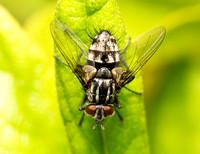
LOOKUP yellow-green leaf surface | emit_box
[117,1,200,154]
[0,5,69,153]
[54,0,149,154]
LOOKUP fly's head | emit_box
[84,105,115,130]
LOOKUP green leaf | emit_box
[54,0,149,154]
[118,2,200,154]
[0,5,69,153]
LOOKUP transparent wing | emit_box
[51,19,89,85]
[121,26,166,87]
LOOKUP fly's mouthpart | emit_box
[93,121,105,130]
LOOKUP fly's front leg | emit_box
[78,96,88,126]
[121,58,129,71]
[114,98,121,109]
[78,112,85,126]
[114,107,124,122]
[114,99,123,121]
[79,95,87,111]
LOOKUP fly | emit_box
[51,19,166,130]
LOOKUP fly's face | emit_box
[84,105,115,130]
[51,19,166,130]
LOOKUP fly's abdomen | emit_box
[87,30,120,70]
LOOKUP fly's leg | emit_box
[114,99,123,121]
[124,86,143,95]
[120,36,131,55]
[78,96,87,126]
[54,54,68,66]
[122,74,143,95]
[114,98,121,109]
[121,59,129,71]
[115,108,124,122]
[78,112,85,126]
[79,96,87,111]
[119,37,131,71]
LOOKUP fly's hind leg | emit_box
[121,59,130,71]
[120,36,131,55]
[119,36,131,71]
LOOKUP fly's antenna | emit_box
[93,121,99,130]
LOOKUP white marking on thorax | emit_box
[95,79,103,103]
[105,86,111,103]
[112,82,116,94]
[90,82,95,93]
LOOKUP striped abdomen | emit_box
[87,30,120,70]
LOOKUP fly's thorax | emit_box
[87,30,120,65]
[86,78,116,104]
[96,67,112,79]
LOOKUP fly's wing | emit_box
[121,26,166,87]
[51,19,89,85]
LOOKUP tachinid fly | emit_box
[51,19,166,130]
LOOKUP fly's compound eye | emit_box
[85,105,96,117]
[104,106,114,117]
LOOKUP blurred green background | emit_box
[0,0,200,153]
